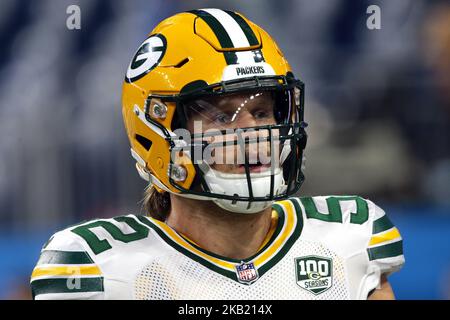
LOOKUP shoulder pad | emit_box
[30,227,104,300]
[366,201,405,274]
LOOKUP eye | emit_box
[214,113,232,124]
[254,109,271,120]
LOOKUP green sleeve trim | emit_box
[37,250,94,265]
[31,277,104,299]
[373,214,394,234]
[368,240,403,261]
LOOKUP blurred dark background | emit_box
[0,0,449,299]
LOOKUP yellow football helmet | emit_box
[122,8,307,213]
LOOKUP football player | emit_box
[30,9,404,300]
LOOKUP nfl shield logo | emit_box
[235,261,259,284]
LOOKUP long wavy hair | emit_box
[142,186,171,221]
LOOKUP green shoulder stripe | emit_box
[31,277,104,298]
[368,240,403,261]
[373,214,395,234]
[37,250,94,265]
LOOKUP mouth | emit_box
[239,162,271,173]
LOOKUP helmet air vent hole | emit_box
[135,134,152,151]
[174,58,190,68]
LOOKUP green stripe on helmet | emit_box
[225,10,260,46]
[188,10,238,65]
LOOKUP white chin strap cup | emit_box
[202,166,286,214]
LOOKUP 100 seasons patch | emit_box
[295,256,333,295]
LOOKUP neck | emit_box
[166,195,273,260]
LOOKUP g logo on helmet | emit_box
[126,34,167,83]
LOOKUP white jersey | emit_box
[30,196,404,300]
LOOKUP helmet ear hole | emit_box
[135,134,152,151]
